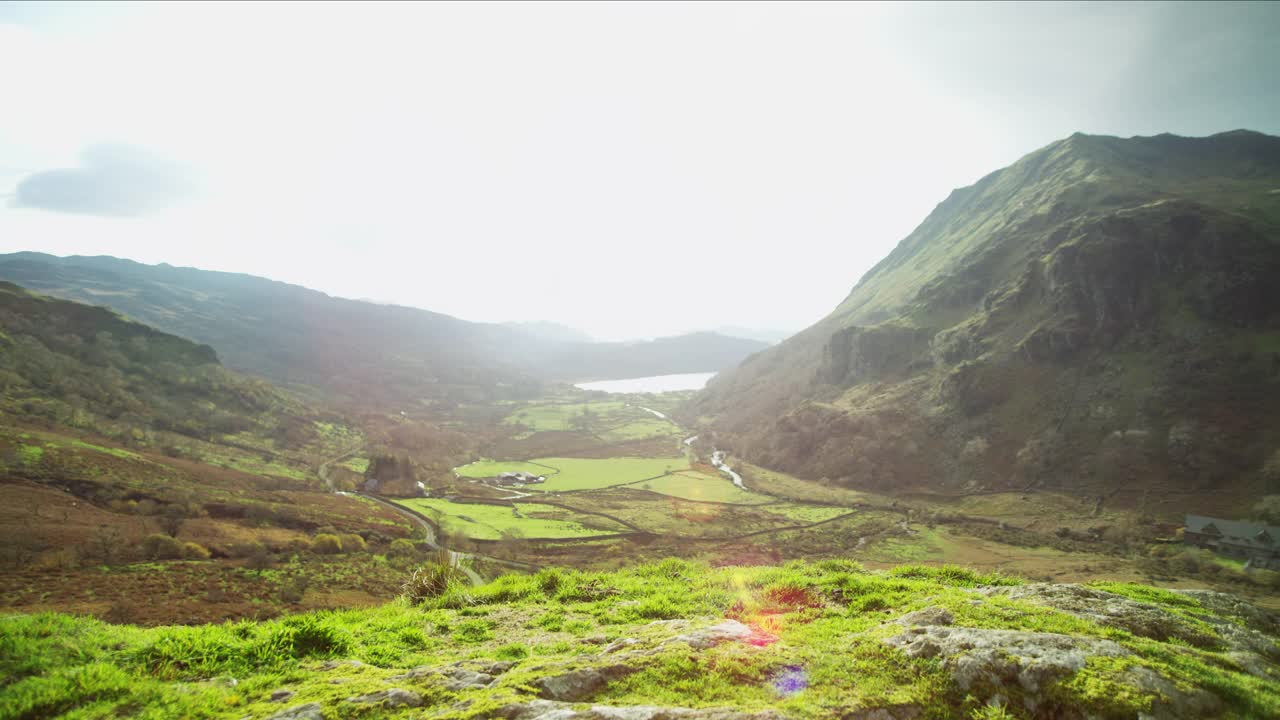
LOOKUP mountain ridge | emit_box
[0,253,768,408]
[690,130,1280,503]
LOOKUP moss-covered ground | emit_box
[3,559,1276,719]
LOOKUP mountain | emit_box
[501,320,594,343]
[0,254,766,408]
[0,280,307,445]
[690,130,1280,502]
[525,331,768,382]
[709,326,794,344]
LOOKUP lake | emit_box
[574,371,716,394]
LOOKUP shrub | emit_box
[179,542,210,560]
[141,534,183,561]
[311,534,342,555]
[338,533,367,553]
[452,619,493,644]
[402,551,471,604]
[228,541,266,559]
[388,538,417,557]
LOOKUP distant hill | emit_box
[708,326,793,345]
[691,130,1280,503]
[0,281,311,447]
[501,321,594,343]
[0,254,766,407]
[525,331,768,382]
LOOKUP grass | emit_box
[339,457,370,474]
[762,504,852,523]
[454,459,558,479]
[14,444,43,466]
[503,401,630,433]
[2,559,1275,719]
[393,498,623,540]
[518,456,690,492]
[632,470,769,504]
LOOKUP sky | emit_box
[1,1,1278,341]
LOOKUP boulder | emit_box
[980,584,1218,647]
[896,606,953,627]
[883,626,1127,707]
[669,620,775,650]
[345,688,422,708]
[264,703,324,720]
[535,666,633,702]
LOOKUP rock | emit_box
[345,688,423,708]
[318,660,364,671]
[474,660,516,676]
[984,583,1280,661]
[883,626,1127,704]
[669,620,775,650]
[535,667,623,702]
[601,637,639,654]
[443,668,497,691]
[1127,666,1222,719]
[268,689,294,703]
[896,606,953,627]
[1172,589,1279,634]
[1224,651,1280,680]
[264,703,323,720]
[390,663,500,690]
[490,699,785,720]
[980,584,1218,647]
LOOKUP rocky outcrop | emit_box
[882,603,1226,718]
[263,704,324,720]
[694,131,1280,496]
[345,688,423,708]
[820,325,934,387]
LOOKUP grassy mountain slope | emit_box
[0,283,430,622]
[0,255,767,409]
[3,559,1277,719]
[0,281,318,451]
[690,131,1280,505]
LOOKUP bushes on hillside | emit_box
[180,542,210,560]
[311,534,342,555]
[388,538,418,558]
[141,534,183,561]
[338,533,367,553]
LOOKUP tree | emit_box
[159,505,186,537]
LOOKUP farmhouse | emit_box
[495,471,546,486]
[1184,515,1280,569]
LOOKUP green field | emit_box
[454,459,557,479]
[521,456,689,492]
[503,401,629,432]
[631,470,768,504]
[394,498,621,539]
[761,503,853,523]
[598,417,680,441]
[339,457,370,473]
[503,401,679,441]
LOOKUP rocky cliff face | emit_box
[690,131,1280,505]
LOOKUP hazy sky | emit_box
[2,2,1278,340]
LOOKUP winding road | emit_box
[317,446,485,585]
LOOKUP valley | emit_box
[3,129,1279,719]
